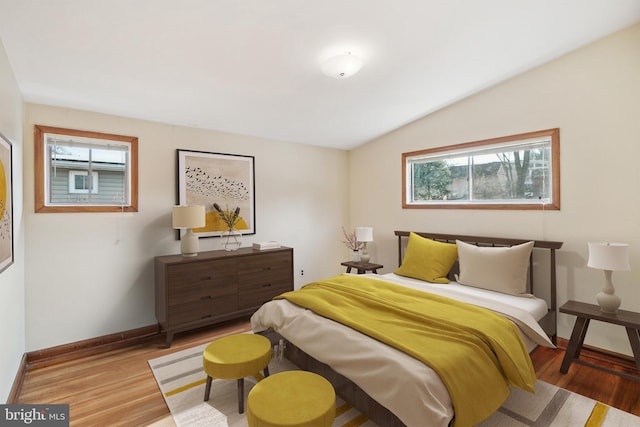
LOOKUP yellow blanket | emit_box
[275,275,536,427]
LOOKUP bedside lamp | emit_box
[355,227,374,263]
[173,205,206,257]
[587,241,630,313]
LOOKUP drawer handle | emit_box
[262,266,272,271]
[201,276,212,281]
[201,295,213,300]
[261,283,272,288]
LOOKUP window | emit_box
[402,128,559,210]
[69,171,99,194]
[35,125,138,213]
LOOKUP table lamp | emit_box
[355,227,374,263]
[587,241,630,313]
[173,205,206,257]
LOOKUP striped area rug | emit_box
[148,342,640,427]
[149,342,375,427]
[477,380,640,427]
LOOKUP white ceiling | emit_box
[0,1,639,150]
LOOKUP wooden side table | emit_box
[559,300,640,382]
[341,261,383,274]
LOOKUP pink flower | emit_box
[342,226,363,250]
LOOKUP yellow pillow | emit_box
[394,233,458,283]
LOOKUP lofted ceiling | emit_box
[0,1,639,150]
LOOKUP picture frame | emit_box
[0,131,13,273]
[176,149,255,238]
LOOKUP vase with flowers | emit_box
[342,226,363,262]
[213,203,242,251]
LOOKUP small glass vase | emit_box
[352,250,360,262]
[221,228,242,251]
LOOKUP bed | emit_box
[251,231,563,427]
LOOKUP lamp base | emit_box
[180,229,199,257]
[596,269,621,313]
[596,291,621,314]
[359,242,370,263]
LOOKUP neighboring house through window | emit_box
[68,170,99,194]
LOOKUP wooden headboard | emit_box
[394,231,563,342]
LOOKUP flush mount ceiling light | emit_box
[321,52,363,79]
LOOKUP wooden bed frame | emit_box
[270,231,564,427]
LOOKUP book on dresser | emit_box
[253,241,281,250]
[154,246,293,347]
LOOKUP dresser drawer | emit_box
[168,279,236,305]
[167,259,237,287]
[238,282,291,310]
[168,294,238,325]
[238,252,292,290]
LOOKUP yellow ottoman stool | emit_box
[203,333,271,414]
[247,370,336,427]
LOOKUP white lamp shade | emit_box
[355,226,374,242]
[322,53,363,79]
[172,205,205,229]
[587,242,630,271]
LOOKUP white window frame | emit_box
[68,170,99,194]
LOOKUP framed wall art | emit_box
[176,149,255,238]
[0,131,13,272]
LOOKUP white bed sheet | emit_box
[251,273,554,427]
[381,272,550,321]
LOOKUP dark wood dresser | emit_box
[155,246,293,347]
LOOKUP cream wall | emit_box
[349,25,640,354]
[350,24,640,355]
[23,105,349,351]
[0,39,25,402]
[4,21,639,400]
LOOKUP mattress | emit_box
[381,272,550,321]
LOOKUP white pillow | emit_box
[455,240,535,296]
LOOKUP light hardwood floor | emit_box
[14,319,640,426]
